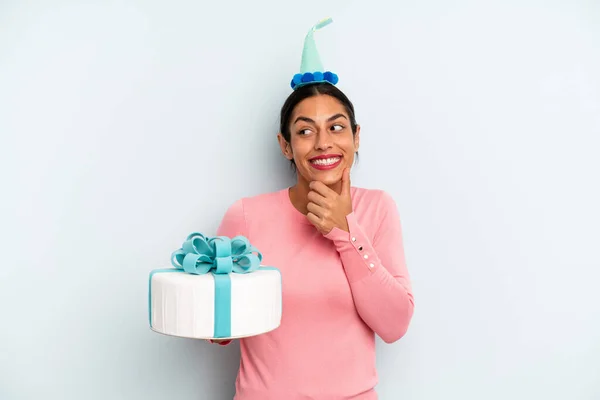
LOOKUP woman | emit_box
[211,19,414,400]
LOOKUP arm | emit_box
[207,199,248,346]
[324,191,415,343]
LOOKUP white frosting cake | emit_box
[149,268,281,340]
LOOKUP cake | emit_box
[148,233,282,340]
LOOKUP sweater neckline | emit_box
[279,187,313,225]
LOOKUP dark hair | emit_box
[279,83,359,168]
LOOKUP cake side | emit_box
[150,268,281,340]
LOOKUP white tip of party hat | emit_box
[299,17,333,74]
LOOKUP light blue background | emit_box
[1,0,599,399]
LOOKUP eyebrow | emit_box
[293,113,347,125]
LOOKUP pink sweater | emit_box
[215,187,414,399]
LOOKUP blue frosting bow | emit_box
[170,232,262,275]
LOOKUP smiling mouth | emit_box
[309,156,341,166]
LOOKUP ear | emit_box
[277,133,293,160]
[353,124,361,152]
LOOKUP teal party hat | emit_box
[290,17,339,90]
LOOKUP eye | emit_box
[298,128,312,135]
[331,124,344,132]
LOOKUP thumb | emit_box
[342,167,351,196]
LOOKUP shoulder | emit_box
[351,187,403,241]
[217,189,287,237]
[242,189,284,207]
[234,189,284,213]
[351,186,398,212]
[222,189,285,219]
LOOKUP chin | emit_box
[304,167,343,186]
[316,174,341,186]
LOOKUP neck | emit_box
[289,176,343,215]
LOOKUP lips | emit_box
[309,154,342,170]
[309,154,342,161]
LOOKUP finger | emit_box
[307,190,329,208]
[307,201,327,218]
[306,212,321,227]
[341,167,351,196]
[309,180,335,198]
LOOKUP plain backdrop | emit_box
[1,1,599,399]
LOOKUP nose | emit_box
[314,130,333,151]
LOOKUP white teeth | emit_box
[311,157,340,166]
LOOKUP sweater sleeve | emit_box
[217,199,248,238]
[206,199,248,346]
[323,191,415,343]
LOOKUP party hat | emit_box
[290,17,339,90]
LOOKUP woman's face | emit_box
[279,94,360,188]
